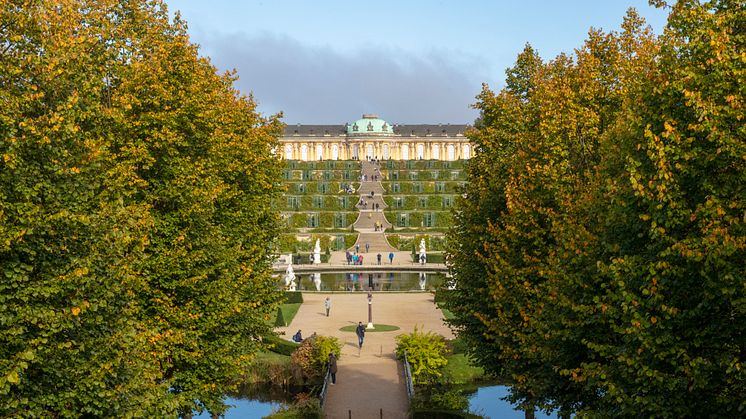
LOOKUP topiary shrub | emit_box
[395,326,448,384]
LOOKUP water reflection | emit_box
[467,385,558,419]
[294,271,444,291]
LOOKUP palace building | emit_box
[280,114,472,161]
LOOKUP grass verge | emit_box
[339,324,400,332]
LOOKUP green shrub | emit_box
[265,393,322,418]
[290,335,342,382]
[395,326,448,384]
[263,334,300,356]
[284,291,304,304]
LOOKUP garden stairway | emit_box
[349,160,396,253]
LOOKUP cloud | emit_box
[197,32,483,124]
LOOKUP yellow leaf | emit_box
[71,307,81,316]
[7,371,19,384]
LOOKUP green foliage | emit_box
[0,1,283,416]
[339,324,400,332]
[446,2,745,417]
[263,335,300,357]
[396,327,448,385]
[264,393,322,419]
[284,291,304,304]
[290,335,341,382]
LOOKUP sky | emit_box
[165,0,670,125]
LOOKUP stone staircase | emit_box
[349,160,397,253]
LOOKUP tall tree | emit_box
[0,0,284,416]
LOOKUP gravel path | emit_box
[279,293,454,418]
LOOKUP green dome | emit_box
[347,114,393,135]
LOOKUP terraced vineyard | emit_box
[277,160,467,258]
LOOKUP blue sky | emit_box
[165,0,670,124]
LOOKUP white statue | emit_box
[313,239,321,264]
[419,239,427,265]
[312,272,321,291]
[284,263,296,290]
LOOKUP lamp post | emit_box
[367,289,374,329]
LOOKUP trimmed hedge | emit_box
[284,291,304,304]
[263,334,300,356]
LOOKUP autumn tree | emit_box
[447,1,744,416]
[0,0,283,416]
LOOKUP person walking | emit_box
[328,352,338,385]
[355,243,360,254]
[324,297,331,317]
[365,242,370,253]
[388,252,394,264]
[377,253,382,265]
[355,322,365,349]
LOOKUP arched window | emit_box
[417,144,424,160]
[285,144,293,160]
[316,144,323,160]
[447,144,455,161]
[401,144,409,160]
[366,144,374,159]
[332,144,339,160]
[383,144,390,160]
[352,144,359,159]
[463,144,471,159]
[300,144,308,161]
[432,144,440,160]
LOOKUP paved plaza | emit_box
[278,293,454,418]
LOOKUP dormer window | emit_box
[426,129,431,135]
[382,123,388,132]
[367,122,374,131]
[353,123,359,132]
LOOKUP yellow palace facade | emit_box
[280,114,472,161]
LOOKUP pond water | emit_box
[192,384,302,418]
[295,271,445,292]
[193,397,283,418]
[467,385,557,419]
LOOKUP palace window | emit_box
[442,196,453,208]
[423,212,436,227]
[307,213,319,228]
[435,182,446,193]
[393,197,403,208]
[413,182,423,193]
[297,183,306,193]
[312,196,324,209]
[317,183,328,193]
[398,213,410,227]
[287,196,299,209]
[419,197,428,208]
[392,183,400,193]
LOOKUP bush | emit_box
[290,335,342,382]
[284,291,304,304]
[263,334,299,356]
[265,393,322,418]
[395,326,448,384]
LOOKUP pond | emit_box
[294,271,445,292]
[192,383,304,418]
[467,385,558,418]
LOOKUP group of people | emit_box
[345,251,364,265]
[374,221,384,231]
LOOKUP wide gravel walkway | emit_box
[279,293,454,419]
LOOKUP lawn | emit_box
[438,303,455,321]
[443,353,485,385]
[339,324,400,332]
[273,302,302,327]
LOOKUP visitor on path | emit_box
[345,251,351,265]
[292,330,303,343]
[365,243,370,253]
[377,253,382,265]
[356,322,365,348]
[355,244,360,253]
[324,297,331,317]
[389,252,394,264]
[359,255,364,265]
[328,353,337,385]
